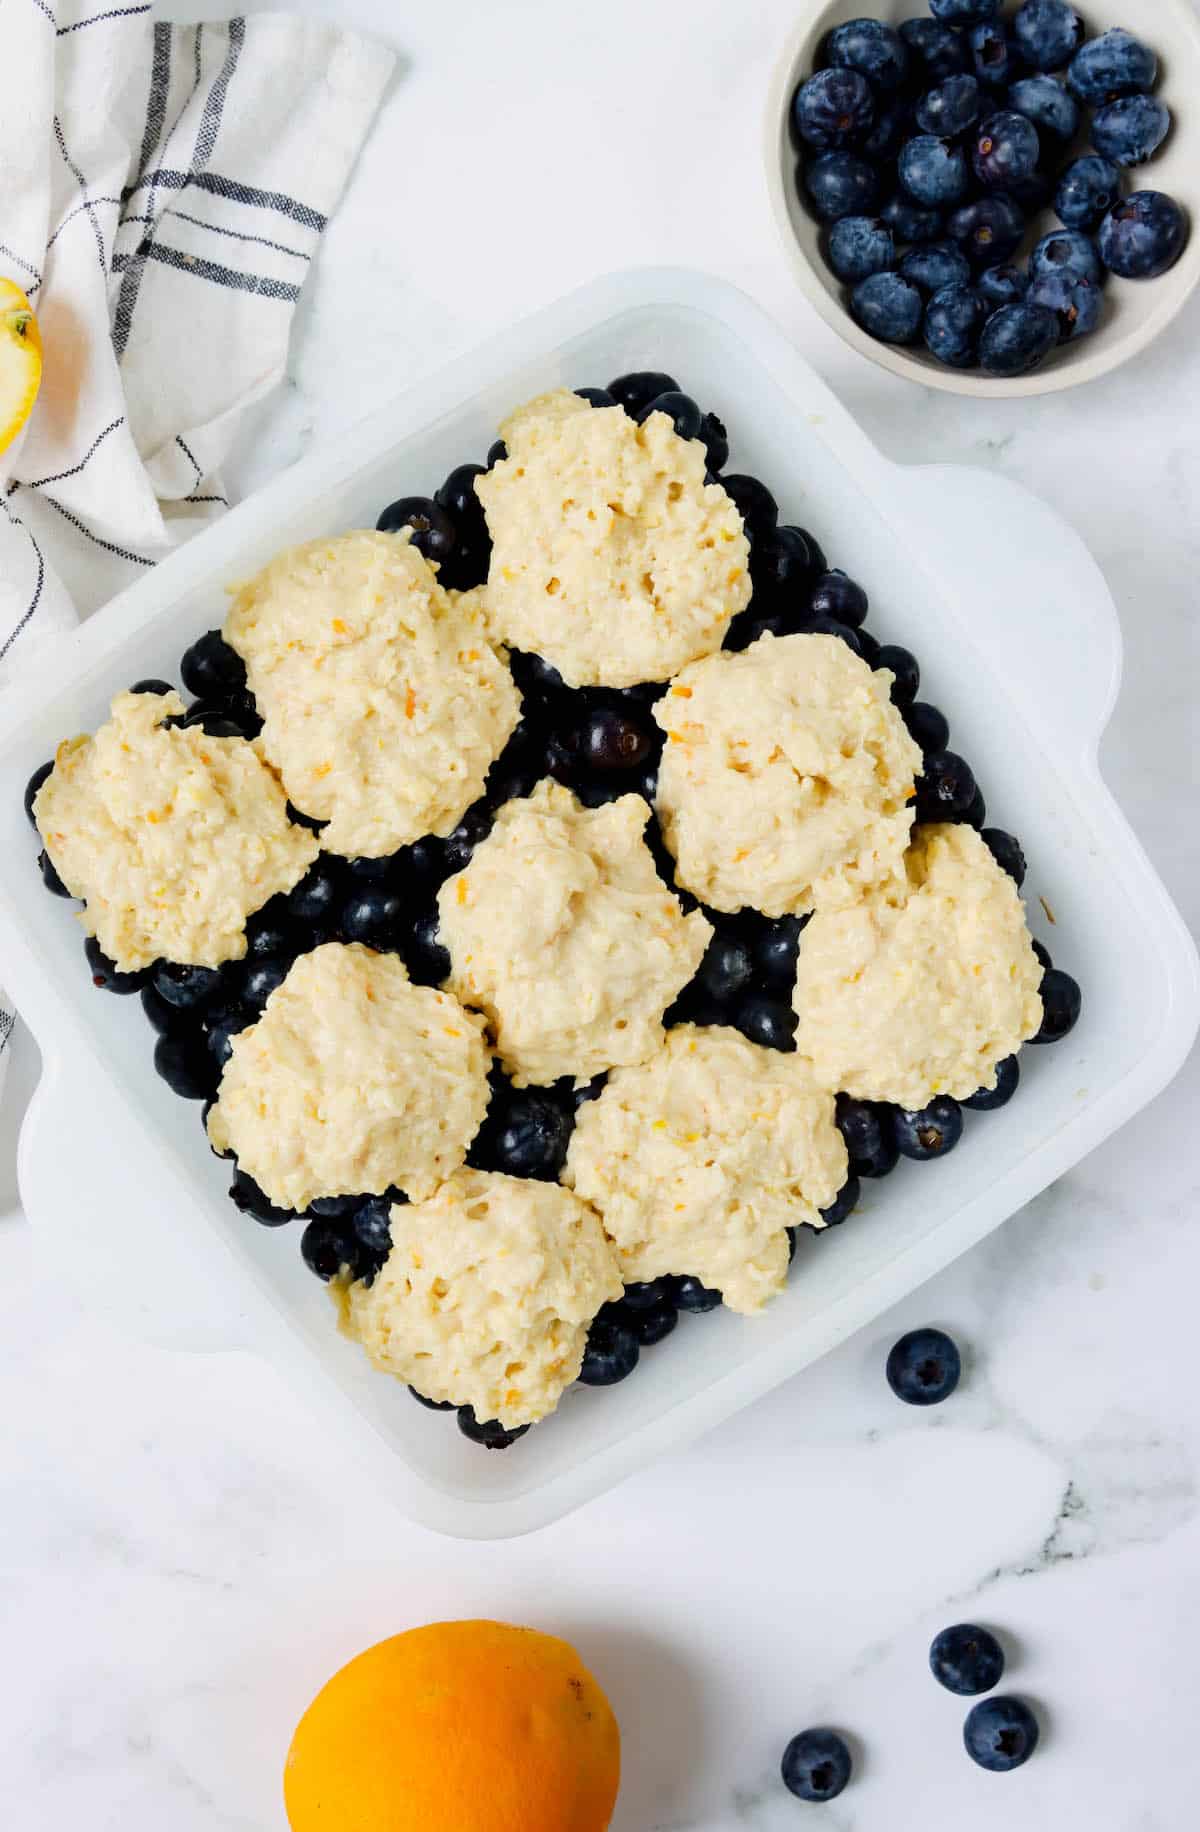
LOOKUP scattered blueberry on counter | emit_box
[781,1727,853,1802]
[930,1622,1007,1694]
[963,1694,1041,1769]
[886,1325,962,1404]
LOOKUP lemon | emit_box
[0,279,43,460]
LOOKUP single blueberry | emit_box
[1092,95,1171,169]
[409,1386,457,1411]
[671,1274,722,1312]
[862,99,911,162]
[824,18,909,93]
[490,1089,574,1181]
[697,933,754,1004]
[179,629,246,702]
[963,1696,1040,1771]
[780,1728,852,1803]
[819,1175,861,1228]
[406,907,450,985]
[244,910,298,961]
[720,473,778,542]
[486,719,549,807]
[917,750,977,821]
[375,494,457,565]
[1030,228,1103,285]
[353,1195,396,1259]
[1068,29,1158,104]
[735,995,797,1052]
[579,1314,640,1385]
[1007,74,1079,143]
[338,884,405,949]
[83,934,147,994]
[434,461,488,530]
[457,1407,531,1450]
[699,410,729,474]
[856,627,881,668]
[809,569,868,629]
[129,677,173,696]
[285,859,343,928]
[801,151,881,222]
[977,262,1028,308]
[752,524,821,602]
[636,390,702,442]
[893,1096,964,1160]
[827,215,896,283]
[240,956,289,1010]
[438,529,491,593]
[300,1218,352,1281]
[968,21,1023,88]
[141,981,188,1035]
[930,1623,1006,1695]
[154,1031,220,1101]
[1098,191,1188,279]
[23,758,53,827]
[924,283,987,367]
[229,1167,294,1226]
[973,110,1040,188]
[899,19,970,84]
[886,1326,962,1404]
[509,648,568,708]
[631,1301,678,1347]
[880,192,946,245]
[753,915,805,993]
[947,193,1027,266]
[204,1002,252,1068]
[1011,0,1083,73]
[981,827,1027,885]
[837,1096,900,1179]
[1027,271,1103,343]
[899,136,970,209]
[900,240,973,296]
[1055,155,1123,231]
[306,1191,366,1222]
[979,302,1059,376]
[905,700,950,757]
[178,703,251,740]
[964,1053,1021,1110]
[791,68,877,151]
[152,959,223,1010]
[1033,967,1081,1042]
[850,271,924,344]
[575,386,617,409]
[620,1278,671,1312]
[916,75,982,140]
[606,371,680,415]
[875,643,919,707]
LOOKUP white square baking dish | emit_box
[1,268,1195,1538]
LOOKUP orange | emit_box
[283,1619,621,1832]
[0,279,42,460]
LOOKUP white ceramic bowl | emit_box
[765,0,1200,395]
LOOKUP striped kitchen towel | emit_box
[0,2,394,1080]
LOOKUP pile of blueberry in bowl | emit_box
[776,1,1196,386]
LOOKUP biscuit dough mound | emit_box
[437,780,712,1086]
[337,1169,623,1428]
[474,389,751,687]
[224,530,520,858]
[33,689,317,971]
[653,633,922,917]
[793,823,1044,1108]
[206,943,490,1210]
[564,1024,848,1314]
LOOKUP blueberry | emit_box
[981,827,1026,886]
[893,1095,964,1160]
[698,410,729,474]
[780,1728,852,1803]
[862,99,911,163]
[621,1278,671,1311]
[406,907,450,986]
[285,802,325,835]
[735,994,797,1052]
[977,263,1028,308]
[930,0,998,20]
[752,525,821,603]
[338,884,404,949]
[856,627,881,668]
[631,1301,678,1346]
[880,192,946,245]
[244,911,298,961]
[509,648,568,710]
[438,530,491,592]
[129,677,173,696]
[154,1030,220,1101]
[205,1002,252,1069]
[179,629,246,702]
[753,915,804,993]
[409,1386,457,1410]
[353,1195,396,1258]
[1011,0,1083,73]
[827,216,896,283]
[375,494,457,565]
[177,703,251,740]
[1030,227,1103,286]
[579,1314,640,1385]
[916,750,977,821]
[973,110,1040,189]
[899,19,970,84]
[434,462,487,529]
[285,860,343,928]
[670,1275,722,1312]
[961,783,987,829]
[1099,191,1188,279]
[486,720,547,807]
[83,934,147,994]
[905,700,950,757]
[963,1696,1040,1770]
[1033,967,1081,1042]
[979,302,1059,376]
[300,1217,352,1281]
[575,386,616,408]
[581,705,655,773]
[850,271,925,345]
[837,1096,900,1179]
[637,390,702,443]
[947,194,1027,266]
[1032,938,1052,973]
[1055,155,1122,232]
[916,75,982,140]
[792,68,877,151]
[486,439,507,468]
[930,1623,1006,1695]
[964,1053,1020,1109]
[802,151,880,222]
[899,237,972,296]
[606,371,680,415]
[141,981,187,1035]
[869,644,917,709]
[306,1191,366,1222]
[23,758,53,827]
[239,955,289,1010]
[697,933,754,1004]
[968,21,1022,88]
[457,1407,531,1449]
[488,1089,573,1180]
[719,474,778,542]
[924,283,987,368]
[1007,74,1078,144]
[37,848,72,896]
[900,136,970,209]
[824,18,909,93]
[1092,95,1171,169]
[820,1175,861,1227]
[229,1167,293,1226]
[1068,29,1158,104]
[152,959,223,1010]
[1027,271,1102,343]
[809,571,869,629]
[799,616,867,660]
[886,1326,962,1404]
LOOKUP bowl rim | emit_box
[763,0,1200,398]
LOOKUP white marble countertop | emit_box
[5,2,1200,1827]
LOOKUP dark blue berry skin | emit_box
[973,110,1040,189]
[244,910,299,961]
[486,1089,573,1181]
[875,644,919,707]
[754,916,804,993]
[239,956,289,1011]
[1030,228,1103,286]
[931,1623,1006,1695]
[850,272,924,344]
[751,525,822,602]
[698,410,728,474]
[153,959,223,1011]
[1027,272,1102,343]
[409,1386,457,1411]
[899,136,970,209]
[579,1314,640,1385]
[924,283,987,368]
[285,860,343,929]
[405,907,450,986]
[176,703,250,740]
[631,1301,678,1347]
[486,440,507,468]
[881,193,945,245]
[575,386,616,410]
[963,1696,1040,1770]
[800,616,866,659]
[893,1096,964,1160]
[964,1053,1020,1110]
[636,390,702,442]
[947,194,1026,266]
[916,75,982,140]
[1032,938,1052,975]
[820,1175,861,1228]
[1068,29,1158,104]
[180,629,246,702]
[802,152,880,222]
[307,1191,367,1222]
[1055,155,1122,231]
[961,783,987,830]
[1008,74,1079,144]
[887,1326,962,1404]
[1092,95,1171,169]
[1099,191,1188,279]
[781,1728,852,1803]
[457,1408,531,1449]
[205,1003,253,1069]
[735,995,797,1053]
[824,18,909,93]
[969,22,1023,88]
[129,677,174,696]
[900,19,970,84]
[1012,0,1083,73]
[979,302,1059,376]
[141,982,188,1036]
[338,885,405,950]
[697,934,754,1004]
[375,495,457,566]
[977,263,1028,308]
[827,216,895,283]
[83,934,147,994]
[981,828,1026,886]
[229,1168,294,1226]
[300,1218,352,1281]
[23,758,52,826]
[917,750,977,821]
[38,848,71,896]
[792,68,877,151]
[838,1096,900,1179]
[621,1278,670,1312]
[720,474,778,542]
[606,371,679,415]
[286,802,326,835]
[905,701,950,758]
[352,1196,396,1266]
[809,570,868,628]
[154,1031,220,1101]
[1033,968,1081,1042]
[862,99,910,163]
[434,462,487,530]
[930,0,998,20]
[671,1275,722,1313]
